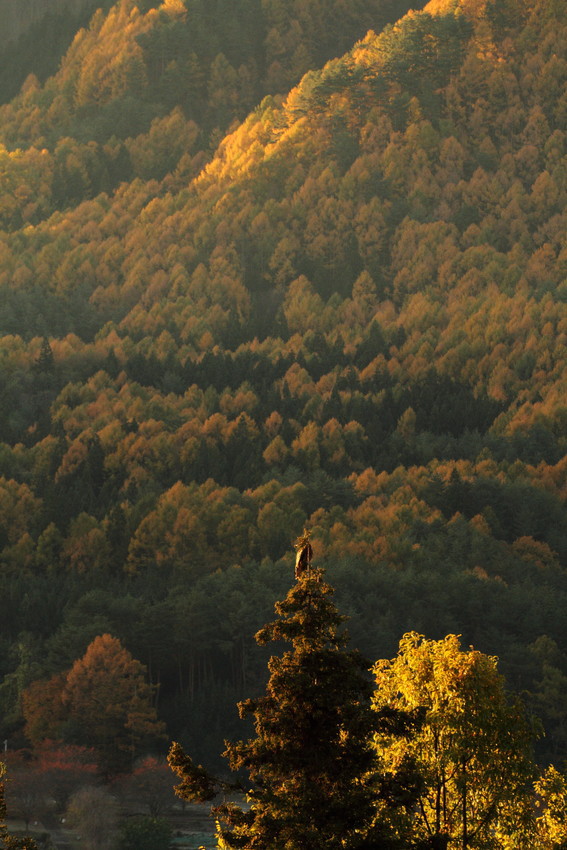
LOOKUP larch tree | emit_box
[169,534,418,850]
[62,634,165,775]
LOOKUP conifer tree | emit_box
[169,535,416,849]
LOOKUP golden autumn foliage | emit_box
[0,0,565,782]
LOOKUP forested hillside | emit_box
[0,0,114,103]
[0,0,95,48]
[0,0,565,771]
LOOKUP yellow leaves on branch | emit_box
[372,632,536,848]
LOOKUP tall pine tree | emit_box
[169,536,417,849]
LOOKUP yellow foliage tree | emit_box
[372,632,535,850]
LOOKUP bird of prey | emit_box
[294,529,313,580]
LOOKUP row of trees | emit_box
[0,450,562,581]
[3,543,567,771]
[4,557,567,849]
[170,562,567,850]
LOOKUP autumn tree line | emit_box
[3,564,567,849]
[0,0,565,827]
[0,0,420,224]
[168,565,567,850]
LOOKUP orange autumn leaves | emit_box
[22,634,164,774]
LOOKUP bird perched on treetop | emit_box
[294,529,313,580]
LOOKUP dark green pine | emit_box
[216,568,400,850]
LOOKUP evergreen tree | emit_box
[34,337,54,373]
[169,536,417,849]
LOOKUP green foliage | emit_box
[168,745,218,804]
[171,564,418,849]
[117,815,173,850]
[376,11,473,113]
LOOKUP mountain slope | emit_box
[0,0,565,765]
[1,0,565,426]
[0,0,115,104]
[0,0,95,47]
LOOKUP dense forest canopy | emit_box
[0,0,565,773]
